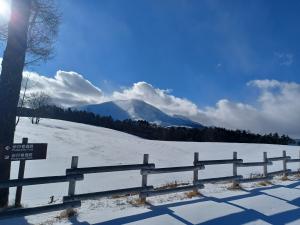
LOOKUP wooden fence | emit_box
[0,150,300,220]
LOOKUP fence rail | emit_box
[236,162,272,167]
[239,176,272,183]
[64,186,154,202]
[140,184,204,198]
[1,149,300,220]
[196,159,242,165]
[0,201,81,220]
[141,165,204,175]
[287,159,300,163]
[66,163,155,175]
[0,174,83,189]
[268,156,291,162]
[195,175,243,184]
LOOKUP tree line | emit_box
[18,105,296,145]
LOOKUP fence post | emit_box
[232,151,239,188]
[193,152,199,193]
[68,156,79,197]
[15,137,28,207]
[140,154,149,203]
[283,151,287,177]
[263,152,268,177]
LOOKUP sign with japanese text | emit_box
[0,143,47,161]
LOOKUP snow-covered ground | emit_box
[2,118,300,225]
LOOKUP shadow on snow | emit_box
[5,180,300,225]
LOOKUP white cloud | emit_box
[247,79,281,89]
[112,81,199,117]
[274,52,294,66]
[22,70,104,107]
[196,79,300,137]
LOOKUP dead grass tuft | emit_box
[128,198,148,206]
[185,190,201,198]
[294,171,300,178]
[155,181,189,191]
[257,180,272,186]
[111,192,139,199]
[55,208,77,220]
[281,175,290,181]
[228,183,242,190]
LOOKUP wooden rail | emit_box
[0,174,83,188]
[287,159,300,163]
[66,163,155,175]
[268,156,291,162]
[195,175,243,184]
[196,159,242,165]
[0,201,81,220]
[140,184,204,198]
[236,162,272,167]
[239,176,272,183]
[64,186,154,202]
[141,165,204,175]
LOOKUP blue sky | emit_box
[22,0,299,107]
[1,0,300,137]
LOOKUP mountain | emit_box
[293,139,300,145]
[76,99,203,128]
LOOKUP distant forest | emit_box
[18,105,296,145]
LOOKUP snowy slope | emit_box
[2,118,300,225]
[76,99,203,128]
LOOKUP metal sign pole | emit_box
[15,138,28,207]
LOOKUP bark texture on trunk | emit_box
[0,0,31,207]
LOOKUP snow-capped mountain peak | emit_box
[76,99,203,128]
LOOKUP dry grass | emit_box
[111,192,139,199]
[250,173,263,179]
[55,208,77,220]
[257,180,273,186]
[293,171,300,178]
[128,198,148,206]
[185,190,201,198]
[281,175,290,181]
[155,181,189,191]
[37,219,56,225]
[155,181,179,190]
[228,182,242,190]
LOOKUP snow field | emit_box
[1,118,299,225]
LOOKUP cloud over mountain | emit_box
[112,82,199,117]
[1,60,300,137]
[197,79,300,137]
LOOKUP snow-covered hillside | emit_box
[76,99,203,128]
[3,118,300,225]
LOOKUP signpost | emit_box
[0,138,47,207]
[0,140,47,161]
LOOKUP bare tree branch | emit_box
[0,0,61,65]
[15,74,30,126]
[25,91,51,124]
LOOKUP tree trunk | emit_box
[0,0,31,207]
